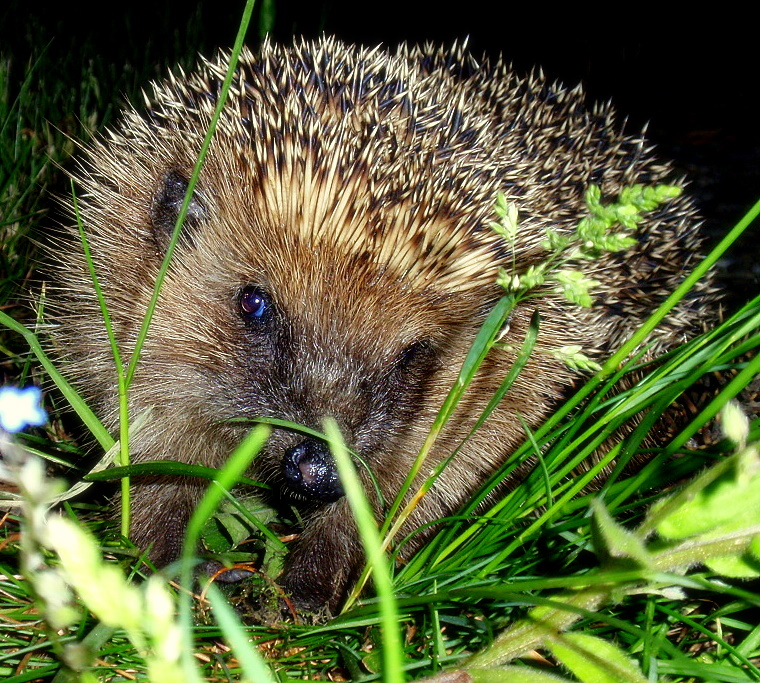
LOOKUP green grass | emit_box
[2,3,760,682]
[3,297,760,681]
[2,309,760,676]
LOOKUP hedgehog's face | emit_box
[229,282,444,504]
[126,168,490,509]
[221,259,491,508]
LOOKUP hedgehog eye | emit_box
[151,170,207,249]
[396,340,434,372]
[240,286,273,322]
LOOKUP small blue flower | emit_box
[0,386,47,433]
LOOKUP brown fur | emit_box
[51,37,714,611]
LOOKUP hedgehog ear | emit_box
[150,169,207,250]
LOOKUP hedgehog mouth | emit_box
[281,437,345,503]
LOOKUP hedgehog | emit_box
[51,36,714,612]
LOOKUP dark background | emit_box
[3,0,758,293]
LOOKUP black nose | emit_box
[282,438,345,502]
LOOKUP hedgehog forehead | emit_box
[152,40,510,294]
[198,132,508,295]
[220,234,444,340]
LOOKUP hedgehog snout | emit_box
[282,438,345,502]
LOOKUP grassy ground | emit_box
[2,3,760,681]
